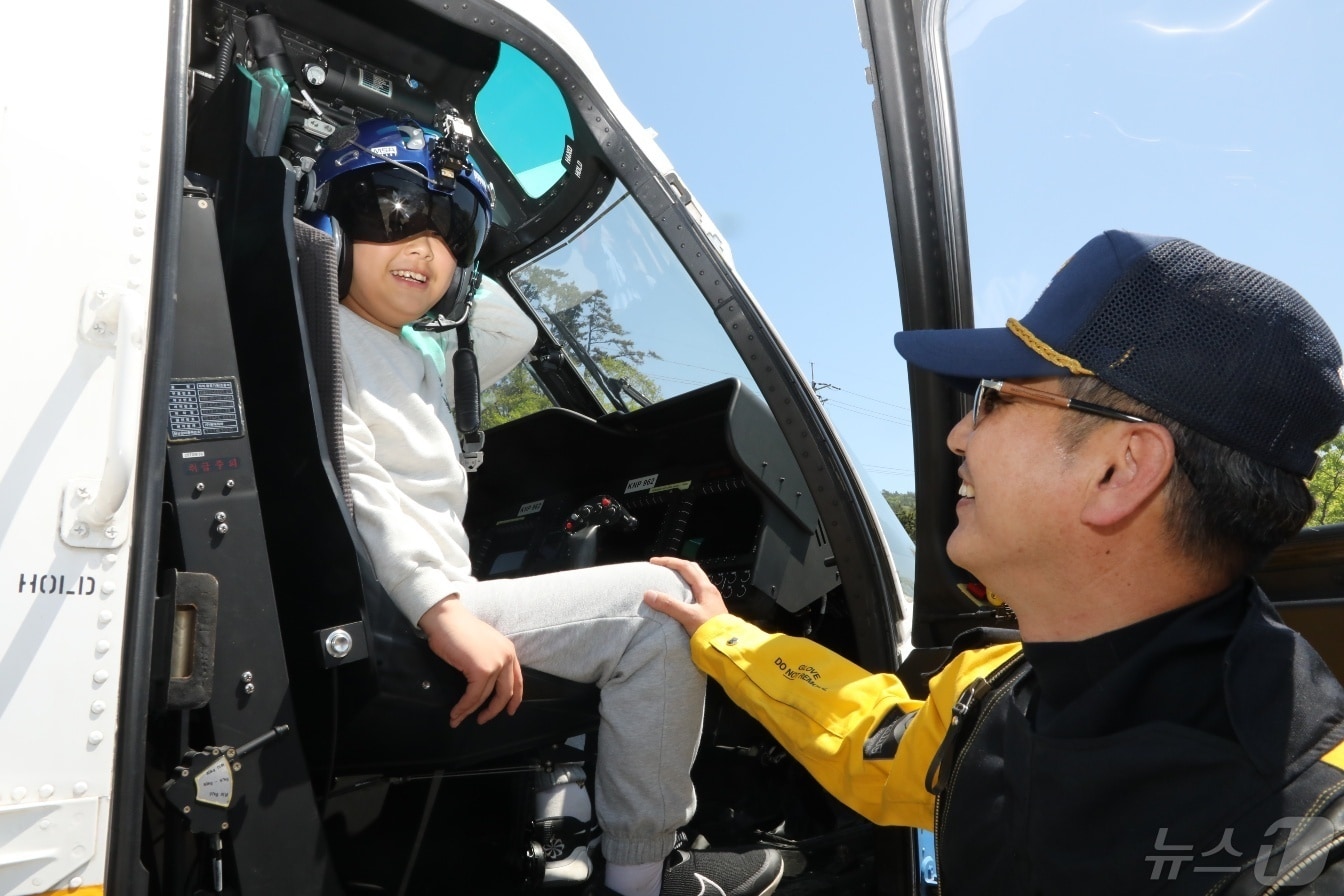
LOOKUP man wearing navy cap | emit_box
[645,231,1344,894]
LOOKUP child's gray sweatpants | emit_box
[457,561,701,867]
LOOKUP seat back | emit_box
[292,220,353,514]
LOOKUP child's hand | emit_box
[419,597,525,726]
[642,556,729,636]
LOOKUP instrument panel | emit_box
[464,379,837,612]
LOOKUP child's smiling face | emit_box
[343,231,458,333]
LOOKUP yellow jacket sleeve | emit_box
[690,614,1023,830]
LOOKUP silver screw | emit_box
[325,629,354,659]
[214,522,229,535]
[76,486,90,499]
[194,482,205,493]
[214,512,228,522]
[421,681,432,690]
[225,479,235,489]
[243,683,255,694]
[72,522,88,537]
[241,671,253,683]
[104,526,117,539]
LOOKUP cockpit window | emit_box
[509,189,756,414]
[475,43,573,198]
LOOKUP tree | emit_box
[1308,432,1344,526]
[480,365,551,429]
[521,268,657,363]
[883,489,917,540]
[481,267,663,425]
[595,355,662,407]
[519,267,662,411]
[554,290,658,369]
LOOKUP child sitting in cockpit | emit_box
[307,115,784,896]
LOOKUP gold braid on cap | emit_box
[1006,318,1095,376]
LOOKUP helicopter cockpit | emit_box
[152,1,889,891]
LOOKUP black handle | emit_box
[243,9,295,83]
[453,346,481,434]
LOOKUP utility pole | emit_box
[810,362,836,404]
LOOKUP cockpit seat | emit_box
[279,214,599,775]
[195,61,598,773]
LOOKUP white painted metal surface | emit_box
[0,0,170,890]
[0,800,103,895]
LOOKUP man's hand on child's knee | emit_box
[420,597,525,727]
[643,556,729,636]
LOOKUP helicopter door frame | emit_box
[854,0,991,649]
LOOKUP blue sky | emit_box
[551,0,914,491]
[549,0,1343,495]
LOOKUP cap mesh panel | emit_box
[1065,240,1344,476]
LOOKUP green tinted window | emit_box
[476,44,573,198]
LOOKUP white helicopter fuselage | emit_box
[0,0,170,891]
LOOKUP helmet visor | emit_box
[325,167,490,266]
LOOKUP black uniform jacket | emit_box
[691,580,1344,895]
[936,581,1344,895]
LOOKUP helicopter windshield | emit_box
[504,189,755,416]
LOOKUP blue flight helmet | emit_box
[307,115,493,330]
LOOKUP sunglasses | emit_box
[972,379,1153,429]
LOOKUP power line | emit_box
[825,384,909,412]
[647,357,744,379]
[824,400,910,427]
[650,374,716,388]
[809,362,909,412]
[862,464,915,476]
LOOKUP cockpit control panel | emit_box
[465,379,837,613]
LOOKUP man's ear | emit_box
[1080,423,1176,528]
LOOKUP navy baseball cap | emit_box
[892,230,1344,477]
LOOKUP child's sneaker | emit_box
[657,846,783,896]
[592,845,784,896]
